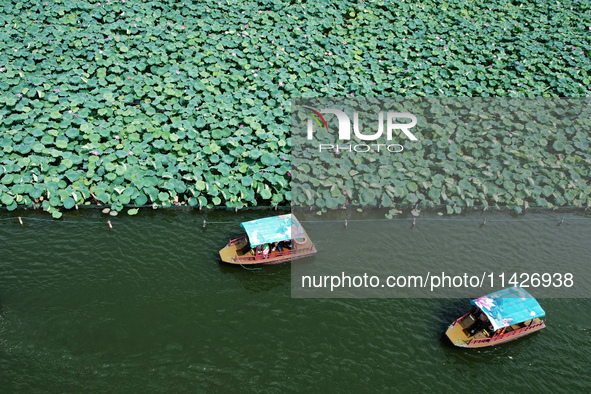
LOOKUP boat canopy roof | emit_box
[471,286,545,331]
[240,214,306,247]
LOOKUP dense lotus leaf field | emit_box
[292,98,591,215]
[0,0,590,217]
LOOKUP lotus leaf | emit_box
[0,2,590,217]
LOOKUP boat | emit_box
[446,286,546,348]
[219,214,317,265]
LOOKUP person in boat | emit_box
[272,242,283,252]
[469,311,492,335]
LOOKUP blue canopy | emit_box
[471,286,545,331]
[241,214,305,247]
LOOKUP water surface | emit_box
[0,209,590,392]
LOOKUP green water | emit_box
[1,210,590,393]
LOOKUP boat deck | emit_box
[219,237,252,262]
[446,313,490,347]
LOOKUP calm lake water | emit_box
[1,209,590,392]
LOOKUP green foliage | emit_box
[292,98,591,211]
[0,0,590,215]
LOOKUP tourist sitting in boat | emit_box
[469,312,492,335]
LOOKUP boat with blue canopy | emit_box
[446,286,546,348]
[219,214,317,265]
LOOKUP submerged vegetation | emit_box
[0,0,590,217]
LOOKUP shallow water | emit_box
[0,209,590,392]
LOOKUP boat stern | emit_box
[219,236,252,263]
[446,313,479,347]
[219,244,238,263]
[446,321,471,348]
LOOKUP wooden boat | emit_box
[446,286,546,348]
[219,214,317,265]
